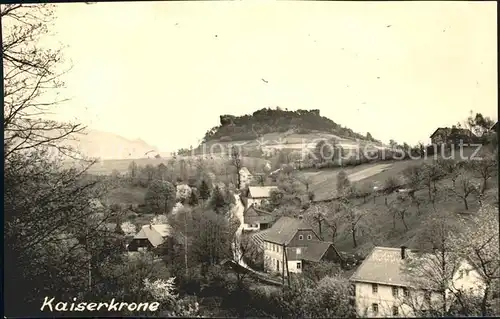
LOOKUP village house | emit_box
[242,204,275,231]
[430,127,476,145]
[261,216,344,275]
[244,186,278,209]
[127,223,173,253]
[239,167,253,189]
[350,246,486,318]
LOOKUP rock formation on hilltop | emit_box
[203,107,380,143]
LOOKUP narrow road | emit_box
[230,193,248,268]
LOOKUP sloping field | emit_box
[303,158,436,202]
[299,163,395,201]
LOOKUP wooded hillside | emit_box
[203,107,380,143]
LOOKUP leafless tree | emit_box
[421,163,443,201]
[401,209,462,317]
[467,155,497,195]
[388,195,410,230]
[448,170,479,210]
[449,205,500,316]
[304,203,329,240]
[339,199,366,248]
[2,4,86,161]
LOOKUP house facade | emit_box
[128,224,172,253]
[430,127,476,146]
[239,167,253,189]
[245,186,278,209]
[262,216,343,275]
[242,204,275,231]
[350,246,486,318]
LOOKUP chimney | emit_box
[401,246,407,260]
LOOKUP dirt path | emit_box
[347,163,393,182]
[230,193,248,268]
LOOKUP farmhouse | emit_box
[261,216,344,275]
[128,223,172,252]
[430,127,476,145]
[350,246,486,318]
[244,186,278,209]
[242,204,275,231]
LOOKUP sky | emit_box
[31,1,498,152]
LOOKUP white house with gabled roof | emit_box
[350,246,486,318]
[244,186,278,209]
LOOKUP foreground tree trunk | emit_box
[351,225,357,248]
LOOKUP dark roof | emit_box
[249,228,272,249]
[262,216,315,245]
[287,240,338,262]
[491,122,498,131]
[243,205,275,224]
[430,127,475,139]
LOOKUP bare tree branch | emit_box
[2,4,86,162]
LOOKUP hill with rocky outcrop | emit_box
[202,107,381,144]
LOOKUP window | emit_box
[458,270,464,279]
[424,290,431,303]
[465,269,470,276]
[392,286,399,297]
[392,306,399,316]
[403,287,410,298]
[296,248,302,254]
[297,262,301,269]
[372,283,378,294]
[299,235,304,240]
[307,235,312,240]
[372,303,378,314]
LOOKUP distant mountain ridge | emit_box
[202,107,381,143]
[61,129,160,160]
